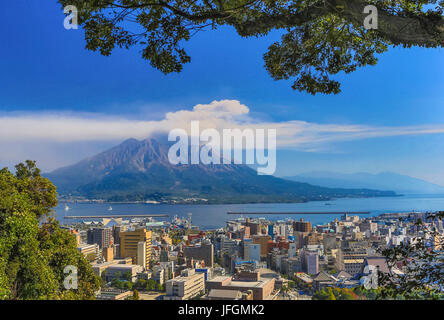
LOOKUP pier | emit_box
[226,211,370,215]
[64,214,169,219]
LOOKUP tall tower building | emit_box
[112,225,128,245]
[304,250,319,275]
[120,228,152,268]
[87,227,113,249]
[137,241,147,269]
[252,235,271,258]
[293,219,312,233]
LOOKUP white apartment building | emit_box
[164,269,205,300]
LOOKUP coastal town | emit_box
[69,210,444,300]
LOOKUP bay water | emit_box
[54,194,444,229]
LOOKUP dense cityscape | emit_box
[1,1,443,311]
[68,210,444,300]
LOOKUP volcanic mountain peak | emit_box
[46,138,396,203]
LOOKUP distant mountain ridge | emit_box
[284,171,444,195]
[46,138,397,203]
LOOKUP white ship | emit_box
[108,206,113,211]
[64,204,70,211]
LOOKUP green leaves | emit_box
[0,162,100,300]
[57,0,443,94]
[12,160,58,219]
[264,14,388,94]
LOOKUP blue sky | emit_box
[1,1,444,185]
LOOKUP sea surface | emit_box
[54,194,444,230]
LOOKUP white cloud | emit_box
[1,99,444,151]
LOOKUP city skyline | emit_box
[1,0,443,304]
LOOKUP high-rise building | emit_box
[267,225,275,240]
[294,231,309,249]
[78,230,88,244]
[137,241,147,269]
[113,244,120,258]
[304,251,319,275]
[112,225,127,245]
[221,237,240,256]
[246,221,261,236]
[241,226,250,239]
[183,242,214,268]
[103,246,114,262]
[252,235,271,258]
[288,242,297,258]
[276,223,289,238]
[248,243,261,262]
[87,227,113,249]
[160,248,169,262]
[335,247,367,276]
[120,228,152,267]
[243,238,252,260]
[293,219,312,233]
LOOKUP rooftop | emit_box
[206,275,273,288]
[168,272,203,283]
[207,289,241,299]
[343,259,365,264]
[313,271,338,282]
[229,279,272,288]
[107,264,138,270]
[207,276,231,283]
[365,257,390,274]
[335,271,353,280]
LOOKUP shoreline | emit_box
[58,194,402,206]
